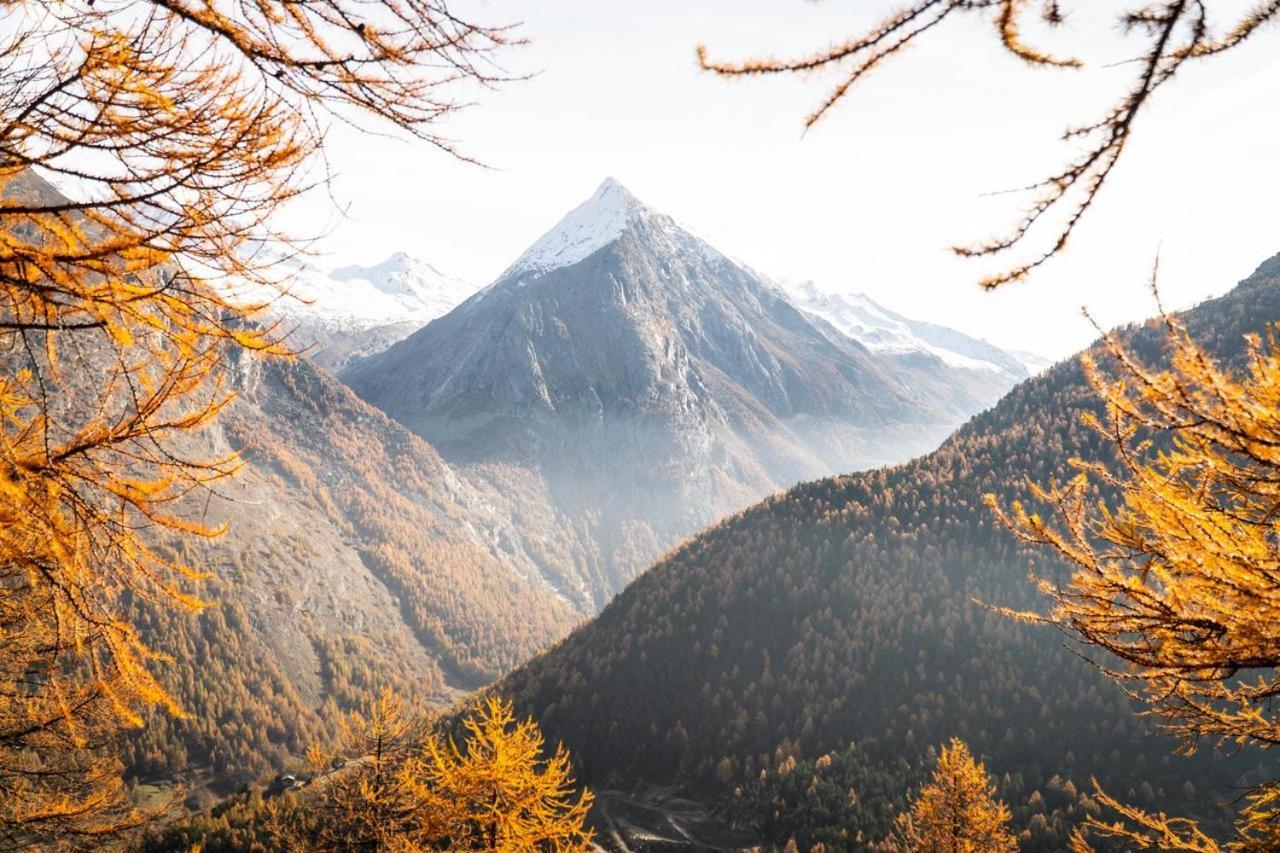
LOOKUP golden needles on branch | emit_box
[887,738,1017,852]
[265,692,594,850]
[989,291,1280,847]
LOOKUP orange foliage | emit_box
[268,692,594,851]
[887,738,1016,852]
[0,0,517,842]
[992,299,1280,847]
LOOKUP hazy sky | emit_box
[296,0,1280,359]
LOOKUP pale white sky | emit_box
[294,0,1280,359]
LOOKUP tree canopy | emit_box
[888,738,1017,852]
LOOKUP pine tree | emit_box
[267,694,594,851]
[415,697,594,850]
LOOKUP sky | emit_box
[293,0,1280,360]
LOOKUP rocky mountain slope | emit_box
[492,254,1280,848]
[237,252,475,371]
[124,347,586,783]
[344,179,1029,604]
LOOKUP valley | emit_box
[111,172,1055,822]
[15,162,1275,851]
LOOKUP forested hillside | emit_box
[494,254,1280,849]
[119,350,584,785]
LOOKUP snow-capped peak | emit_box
[331,252,461,302]
[501,178,650,280]
[228,250,475,333]
[781,279,1029,377]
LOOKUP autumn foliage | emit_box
[993,301,1280,847]
[0,0,516,842]
[266,691,593,851]
[887,738,1017,852]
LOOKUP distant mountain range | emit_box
[236,252,476,371]
[342,179,1035,604]
[782,279,1044,378]
[493,254,1280,849]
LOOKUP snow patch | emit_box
[783,280,1026,376]
[1010,349,1054,377]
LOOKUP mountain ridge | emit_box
[235,251,476,371]
[780,279,1032,379]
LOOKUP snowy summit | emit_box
[783,280,1033,378]
[501,178,649,280]
[326,252,475,329]
[221,250,477,371]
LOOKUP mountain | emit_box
[492,255,1280,849]
[1010,348,1055,376]
[781,280,1054,379]
[241,252,476,371]
[343,179,1028,604]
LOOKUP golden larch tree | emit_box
[266,688,441,849]
[0,0,517,843]
[887,738,1017,852]
[990,303,1280,848]
[414,697,594,850]
[268,693,593,851]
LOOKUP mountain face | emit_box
[492,256,1280,849]
[1010,347,1055,376]
[343,179,1027,604]
[245,252,476,371]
